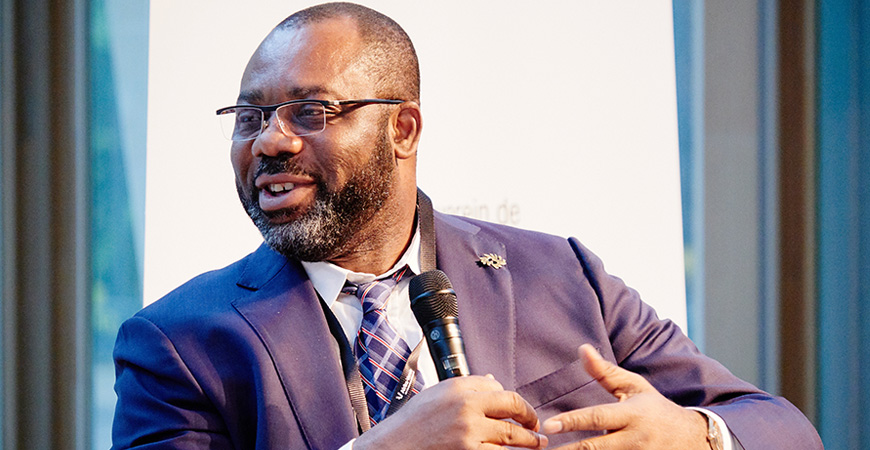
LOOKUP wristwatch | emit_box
[704,412,725,450]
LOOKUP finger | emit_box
[541,402,631,434]
[478,445,507,450]
[476,390,541,431]
[441,374,506,394]
[467,374,506,392]
[547,429,638,450]
[579,344,652,399]
[481,418,549,449]
[479,442,545,450]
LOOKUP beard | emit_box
[237,131,396,262]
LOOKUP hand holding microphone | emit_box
[353,270,547,450]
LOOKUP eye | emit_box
[236,108,261,124]
[295,103,326,117]
[232,108,263,138]
[283,102,327,131]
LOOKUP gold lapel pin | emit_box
[477,253,507,269]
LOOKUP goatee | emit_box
[238,136,395,262]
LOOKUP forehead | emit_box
[239,17,371,103]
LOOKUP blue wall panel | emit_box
[817,0,870,448]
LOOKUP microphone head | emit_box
[409,270,459,326]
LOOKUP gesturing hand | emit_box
[540,344,709,450]
[354,375,549,450]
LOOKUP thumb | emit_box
[579,344,654,401]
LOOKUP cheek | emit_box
[230,143,255,190]
[298,135,343,183]
[230,143,251,176]
[319,147,364,189]
[314,124,383,185]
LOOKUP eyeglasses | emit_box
[215,98,404,141]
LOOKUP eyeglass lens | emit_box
[218,102,328,141]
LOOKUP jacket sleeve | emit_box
[112,316,233,450]
[569,237,823,450]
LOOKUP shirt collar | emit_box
[300,226,422,307]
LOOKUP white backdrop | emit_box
[145,0,687,328]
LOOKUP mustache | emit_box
[255,154,316,180]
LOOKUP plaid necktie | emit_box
[342,265,424,425]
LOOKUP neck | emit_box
[327,191,417,275]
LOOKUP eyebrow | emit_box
[286,86,333,98]
[236,86,335,105]
[236,91,264,104]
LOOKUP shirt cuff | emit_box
[686,407,735,450]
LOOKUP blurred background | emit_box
[1,0,867,449]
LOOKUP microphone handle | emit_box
[422,317,470,380]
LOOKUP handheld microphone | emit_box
[409,270,471,380]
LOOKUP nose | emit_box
[251,114,303,158]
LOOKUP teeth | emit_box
[268,183,295,193]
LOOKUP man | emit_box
[112,3,823,449]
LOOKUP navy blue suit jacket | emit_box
[112,212,822,449]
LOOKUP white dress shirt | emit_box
[300,227,439,391]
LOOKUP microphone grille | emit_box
[409,270,459,325]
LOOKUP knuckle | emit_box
[507,391,527,412]
[497,420,517,441]
[557,414,579,430]
[579,441,597,450]
[600,364,623,380]
[588,410,608,430]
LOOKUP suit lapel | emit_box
[232,245,358,449]
[433,214,517,389]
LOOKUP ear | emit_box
[389,101,422,160]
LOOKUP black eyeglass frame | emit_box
[215,98,405,141]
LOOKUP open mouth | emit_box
[256,179,316,216]
[266,182,295,194]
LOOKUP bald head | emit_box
[275,2,420,103]
[230,2,423,273]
